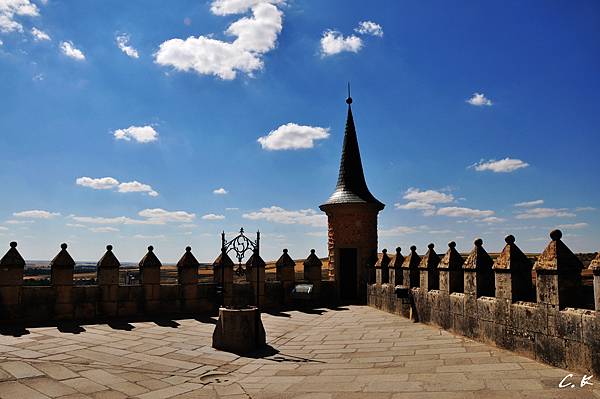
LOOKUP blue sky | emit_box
[1,0,599,262]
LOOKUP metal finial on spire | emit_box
[346,82,352,104]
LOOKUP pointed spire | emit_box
[419,243,440,270]
[0,242,25,268]
[320,89,384,210]
[97,245,120,269]
[139,246,161,269]
[377,248,391,268]
[402,245,421,269]
[438,241,464,270]
[464,238,493,271]
[303,249,323,269]
[493,235,531,271]
[50,243,75,268]
[177,246,200,269]
[276,248,295,269]
[534,230,583,273]
[213,252,234,268]
[393,247,405,269]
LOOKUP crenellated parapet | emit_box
[367,230,600,375]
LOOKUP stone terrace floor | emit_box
[0,306,597,399]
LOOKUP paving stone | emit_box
[0,381,50,399]
[0,360,44,378]
[21,377,77,397]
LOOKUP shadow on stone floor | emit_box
[107,321,135,331]
[153,319,180,328]
[57,322,86,334]
[0,325,30,337]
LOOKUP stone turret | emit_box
[463,238,494,297]
[391,247,404,286]
[591,252,600,311]
[438,241,464,294]
[493,235,534,302]
[139,246,162,312]
[177,246,200,311]
[51,243,75,319]
[97,245,120,317]
[319,91,384,303]
[402,245,421,288]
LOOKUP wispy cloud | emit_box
[31,27,49,41]
[0,0,39,33]
[13,210,60,219]
[514,199,544,207]
[354,21,383,37]
[394,188,454,215]
[466,92,492,106]
[201,213,225,220]
[258,123,330,150]
[213,187,228,195]
[436,206,494,219]
[115,33,139,58]
[515,207,575,219]
[243,206,326,227]
[555,222,588,229]
[71,208,195,225]
[470,158,529,173]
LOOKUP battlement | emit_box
[367,230,600,375]
[0,243,333,324]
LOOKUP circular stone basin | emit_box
[212,306,266,354]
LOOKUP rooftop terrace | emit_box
[0,305,596,399]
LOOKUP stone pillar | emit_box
[213,252,234,306]
[0,242,25,320]
[493,235,534,302]
[139,246,161,313]
[376,249,391,285]
[534,230,583,309]
[276,249,295,304]
[402,245,421,288]
[177,246,199,312]
[463,239,494,298]
[419,244,440,291]
[246,252,266,308]
[304,249,323,297]
[391,247,404,286]
[51,243,75,320]
[438,242,464,294]
[97,245,120,317]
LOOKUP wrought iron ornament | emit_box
[222,228,260,276]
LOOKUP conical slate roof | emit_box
[320,96,384,210]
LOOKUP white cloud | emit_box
[89,226,120,233]
[515,208,576,219]
[354,21,383,37]
[470,158,529,173]
[436,206,494,219]
[213,187,228,195]
[514,199,544,207]
[116,33,139,58]
[66,223,85,228]
[202,213,225,220]
[71,208,195,225]
[225,207,240,211]
[320,30,362,56]
[118,181,158,197]
[76,176,119,190]
[113,125,158,143]
[242,206,326,227]
[210,0,283,15]
[575,206,596,212]
[306,231,327,237]
[0,226,8,231]
[155,1,283,80]
[76,176,158,196]
[394,188,454,213]
[0,0,39,33]
[466,92,492,106]
[133,234,166,240]
[481,216,506,223]
[13,210,59,219]
[257,123,330,150]
[30,26,49,41]
[137,208,195,223]
[60,40,85,60]
[555,222,588,229]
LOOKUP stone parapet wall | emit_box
[0,242,334,325]
[368,231,600,375]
